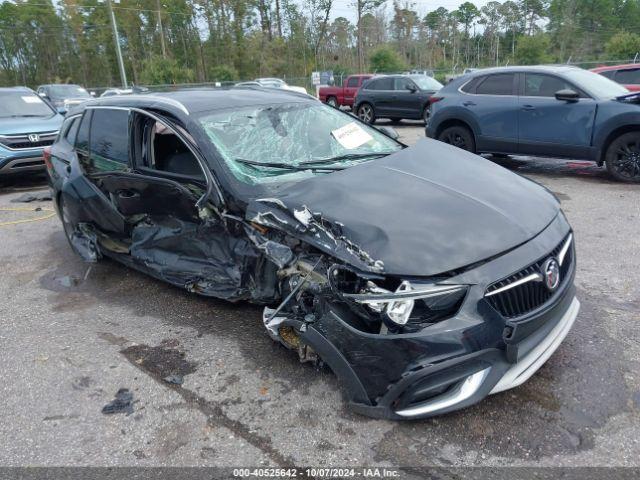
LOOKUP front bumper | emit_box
[277,213,579,420]
[0,148,46,175]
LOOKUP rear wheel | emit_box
[437,125,476,153]
[326,96,338,108]
[423,106,430,125]
[605,132,640,182]
[357,103,376,124]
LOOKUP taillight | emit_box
[43,146,52,170]
[429,96,443,105]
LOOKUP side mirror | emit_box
[38,92,48,99]
[555,89,579,102]
[376,126,399,140]
[406,84,417,93]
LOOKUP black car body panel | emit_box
[47,89,579,419]
[247,138,559,277]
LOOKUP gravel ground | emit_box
[0,122,638,471]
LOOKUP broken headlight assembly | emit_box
[329,265,468,333]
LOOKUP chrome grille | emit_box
[0,131,57,150]
[485,234,573,318]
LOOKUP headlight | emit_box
[342,281,468,327]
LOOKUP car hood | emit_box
[246,138,559,277]
[0,114,62,135]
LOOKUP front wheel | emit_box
[357,103,376,124]
[605,132,640,182]
[326,96,338,108]
[437,125,476,153]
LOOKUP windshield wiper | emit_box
[300,151,396,166]
[8,114,47,118]
[235,158,343,171]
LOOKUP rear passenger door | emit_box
[462,73,518,152]
[393,77,422,118]
[368,77,395,116]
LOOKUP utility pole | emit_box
[156,0,167,59]
[106,0,128,88]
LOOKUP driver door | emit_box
[71,107,250,299]
[517,72,597,158]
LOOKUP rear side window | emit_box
[476,74,515,95]
[460,76,482,93]
[87,109,130,173]
[347,77,359,87]
[75,111,91,152]
[64,117,80,145]
[615,68,640,84]
[366,77,393,90]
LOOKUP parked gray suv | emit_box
[426,65,640,182]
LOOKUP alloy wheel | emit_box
[358,104,373,123]
[444,131,467,149]
[327,97,337,108]
[612,140,640,180]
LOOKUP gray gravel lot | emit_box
[0,122,638,469]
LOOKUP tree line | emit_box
[3,0,640,89]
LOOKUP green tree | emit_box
[515,34,552,64]
[369,45,405,72]
[139,55,195,85]
[605,31,640,60]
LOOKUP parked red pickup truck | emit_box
[318,74,373,108]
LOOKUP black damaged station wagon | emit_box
[46,88,579,419]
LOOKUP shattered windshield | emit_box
[197,102,402,185]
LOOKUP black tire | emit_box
[326,96,338,108]
[437,125,476,153]
[604,132,640,182]
[357,103,376,124]
[390,118,402,124]
[423,106,430,125]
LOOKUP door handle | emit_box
[462,101,476,107]
[521,104,536,111]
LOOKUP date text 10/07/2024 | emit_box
[232,468,401,478]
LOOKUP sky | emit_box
[325,0,493,22]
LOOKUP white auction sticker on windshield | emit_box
[22,96,43,104]
[331,122,373,150]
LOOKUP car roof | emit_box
[83,87,316,115]
[591,63,639,72]
[465,65,583,76]
[0,86,33,92]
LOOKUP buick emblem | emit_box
[28,134,40,143]
[542,258,561,291]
